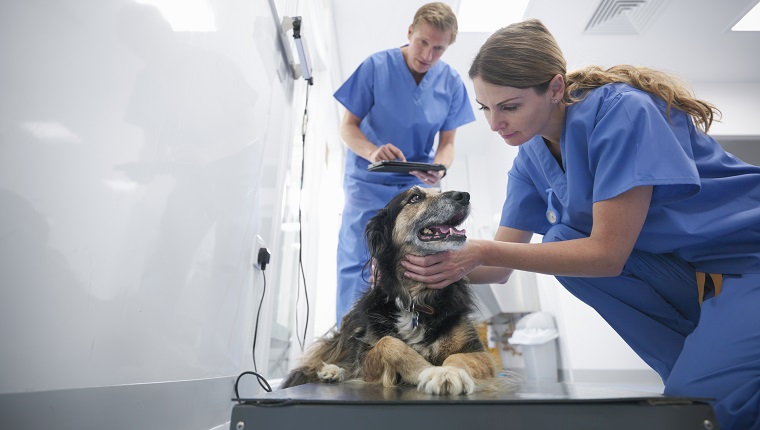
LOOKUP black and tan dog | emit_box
[281,187,497,395]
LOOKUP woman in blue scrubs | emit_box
[401,19,760,429]
[333,3,475,324]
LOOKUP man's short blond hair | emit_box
[412,2,458,45]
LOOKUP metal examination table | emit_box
[230,379,719,430]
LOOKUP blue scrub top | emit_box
[334,47,475,185]
[501,83,760,274]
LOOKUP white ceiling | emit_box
[330,0,760,85]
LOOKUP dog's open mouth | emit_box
[417,213,467,242]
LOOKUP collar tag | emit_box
[413,301,434,315]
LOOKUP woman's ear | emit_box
[550,74,565,102]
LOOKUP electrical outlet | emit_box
[253,235,266,270]
[257,247,271,270]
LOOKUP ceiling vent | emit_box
[585,0,664,34]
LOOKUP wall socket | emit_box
[253,235,266,270]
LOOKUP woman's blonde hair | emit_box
[412,2,459,45]
[469,18,720,132]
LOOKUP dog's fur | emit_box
[281,187,497,395]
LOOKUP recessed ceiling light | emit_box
[136,0,216,32]
[732,1,760,31]
[457,0,530,33]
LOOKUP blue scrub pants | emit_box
[336,178,417,325]
[543,224,760,430]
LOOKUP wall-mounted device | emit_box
[282,16,313,85]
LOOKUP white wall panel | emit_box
[0,1,311,426]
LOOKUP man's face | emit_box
[405,22,452,75]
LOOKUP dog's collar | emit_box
[408,299,434,329]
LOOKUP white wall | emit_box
[0,0,339,428]
[694,82,760,138]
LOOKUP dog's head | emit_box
[364,187,470,293]
[367,187,470,257]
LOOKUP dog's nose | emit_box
[452,191,470,206]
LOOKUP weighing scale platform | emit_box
[230,379,719,430]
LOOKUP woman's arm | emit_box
[465,226,533,284]
[402,185,653,289]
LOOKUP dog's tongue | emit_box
[430,225,466,236]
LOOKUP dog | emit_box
[281,186,497,395]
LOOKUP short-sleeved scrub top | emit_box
[501,82,760,275]
[334,47,476,185]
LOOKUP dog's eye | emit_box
[407,194,422,204]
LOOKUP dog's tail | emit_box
[475,370,522,393]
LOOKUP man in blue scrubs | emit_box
[333,2,475,324]
[401,19,760,429]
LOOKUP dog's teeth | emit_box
[423,228,433,235]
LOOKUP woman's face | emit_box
[406,22,452,76]
[472,76,557,147]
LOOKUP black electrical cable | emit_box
[252,268,266,372]
[234,266,272,400]
[234,371,272,402]
[295,81,311,352]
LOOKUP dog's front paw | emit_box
[317,363,346,383]
[417,366,475,395]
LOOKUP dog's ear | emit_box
[363,188,413,283]
[364,205,393,266]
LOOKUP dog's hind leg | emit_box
[317,363,347,383]
[281,362,350,389]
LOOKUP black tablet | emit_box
[367,160,446,173]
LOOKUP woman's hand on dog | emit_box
[400,241,484,289]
